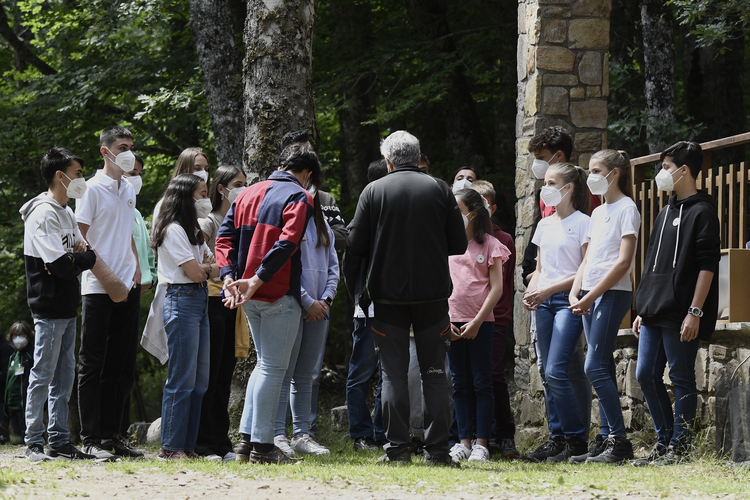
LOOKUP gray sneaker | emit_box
[25,443,50,462]
[82,443,117,461]
[291,434,330,456]
[222,451,237,462]
[274,435,296,457]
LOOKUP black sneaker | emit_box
[499,438,520,459]
[548,436,588,463]
[411,436,426,456]
[527,435,566,462]
[102,437,144,458]
[585,435,634,464]
[25,443,50,462]
[630,444,667,467]
[652,445,684,466]
[47,443,95,460]
[570,433,606,464]
[425,451,460,468]
[353,436,380,452]
[249,446,297,464]
[377,447,411,464]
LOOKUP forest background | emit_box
[0,0,749,430]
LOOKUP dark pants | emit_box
[373,301,451,460]
[195,296,237,457]
[492,324,515,440]
[78,286,140,446]
[346,317,385,441]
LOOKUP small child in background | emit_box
[3,322,34,444]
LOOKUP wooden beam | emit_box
[630,131,750,167]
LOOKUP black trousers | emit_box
[78,286,140,446]
[373,300,451,459]
[195,296,237,457]
[492,324,516,440]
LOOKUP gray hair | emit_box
[380,131,420,167]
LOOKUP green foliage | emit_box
[669,0,750,51]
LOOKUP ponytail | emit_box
[548,162,590,214]
[591,149,633,199]
[455,188,492,244]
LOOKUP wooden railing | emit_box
[629,132,750,293]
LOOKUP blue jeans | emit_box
[161,284,210,452]
[308,334,325,437]
[240,295,302,444]
[535,292,587,440]
[448,322,495,441]
[275,317,329,437]
[346,318,385,441]
[636,324,700,448]
[582,289,632,438]
[25,317,77,448]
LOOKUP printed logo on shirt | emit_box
[61,232,76,253]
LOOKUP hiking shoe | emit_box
[26,443,50,462]
[47,443,95,460]
[449,443,472,462]
[235,440,252,462]
[222,451,236,462]
[527,435,566,462]
[249,446,297,464]
[585,435,634,464]
[102,437,144,458]
[377,447,411,463]
[570,434,606,464]
[291,434,330,456]
[652,445,684,466]
[499,438,520,459]
[353,436,380,451]
[630,444,667,466]
[157,449,188,461]
[468,444,490,462]
[548,436,588,463]
[411,436,426,456]
[82,443,117,461]
[274,435,296,457]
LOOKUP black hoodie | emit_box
[634,191,720,340]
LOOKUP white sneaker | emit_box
[468,444,490,462]
[290,434,330,456]
[274,435,296,457]
[449,443,471,462]
[82,444,116,461]
[204,454,222,461]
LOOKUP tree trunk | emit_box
[404,0,490,170]
[640,0,677,154]
[189,0,245,166]
[0,2,56,76]
[243,0,318,183]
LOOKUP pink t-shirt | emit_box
[448,235,510,323]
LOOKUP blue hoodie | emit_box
[300,218,339,311]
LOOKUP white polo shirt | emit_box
[76,169,137,295]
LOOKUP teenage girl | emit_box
[447,188,509,463]
[569,150,640,464]
[523,163,590,462]
[150,174,219,460]
[153,148,211,228]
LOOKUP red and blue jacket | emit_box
[215,170,313,304]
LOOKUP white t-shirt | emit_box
[76,170,136,295]
[157,223,211,285]
[583,196,641,291]
[532,210,590,289]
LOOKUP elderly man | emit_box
[346,131,467,464]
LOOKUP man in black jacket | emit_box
[347,131,467,464]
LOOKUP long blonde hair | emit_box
[171,147,209,180]
[590,149,633,199]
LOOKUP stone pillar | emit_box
[514,0,611,426]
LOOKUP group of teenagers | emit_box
[16,122,718,468]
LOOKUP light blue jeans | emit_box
[25,317,77,448]
[161,284,210,452]
[275,317,329,437]
[240,295,302,444]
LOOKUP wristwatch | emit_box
[324,296,333,306]
[688,306,703,318]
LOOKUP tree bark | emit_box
[640,0,677,154]
[189,0,245,166]
[404,0,490,170]
[243,0,318,183]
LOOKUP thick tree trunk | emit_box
[404,0,490,170]
[189,0,245,166]
[243,0,318,183]
[640,0,677,154]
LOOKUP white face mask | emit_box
[540,183,570,208]
[224,186,244,204]
[194,198,212,218]
[655,167,684,192]
[106,148,136,172]
[62,172,88,199]
[12,336,28,350]
[586,169,615,196]
[453,178,472,194]
[532,159,550,180]
[126,175,143,195]
[194,169,209,183]
[462,212,471,229]
[308,184,318,197]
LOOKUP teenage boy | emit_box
[20,147,97,462]
[632,141,720,466]
[76,126,143,459]
[470,180,519,458]
[124,154,157,291]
